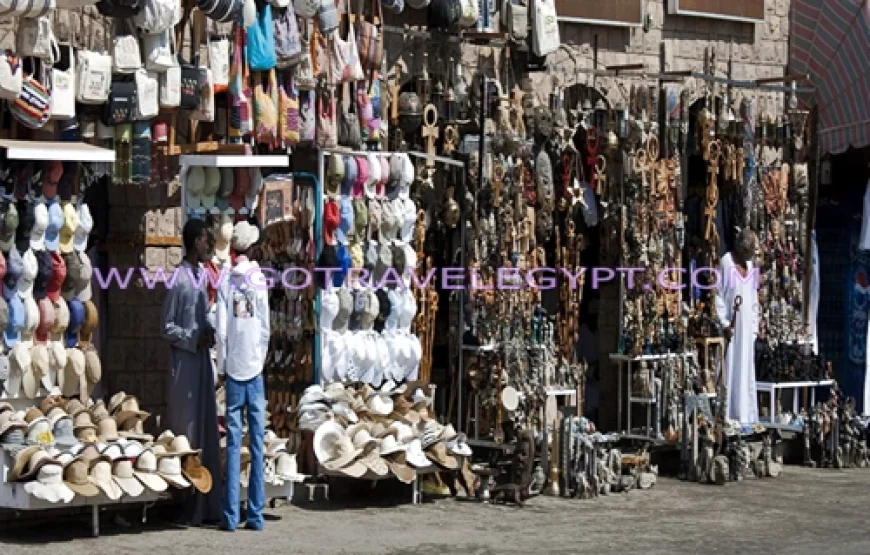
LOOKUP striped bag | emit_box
[11,62,51,130]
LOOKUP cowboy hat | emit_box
[425,442,459,470]
[403,439,431,468]
[97,418,120,442]
[24,454,74,503]
[133,449,168,492]
[89,459,122,500]
[156,454,191,489]
[113,396,149,425]
[8,445,44,481]
[63,457,100,497]
[384,451,416,484]
[314,421,361,471]
[157,433,200,458]
[112,459,145,497]
[182,454,213,494]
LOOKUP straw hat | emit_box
[314,421,361,471]
[156,432,200,457]
[112,459,145,497]
[8,445,43,481]
[114,396,150,426]
[97,417,120,442]
[181,454,213,494]
[384,451,416,484]
[63,458,100,497]
[157,454,191,489]
[133,449,168,492]
[23,455,74,503]
[90,459,122,500]
[425,442,459,470]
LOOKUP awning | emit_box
[790,0,870,155]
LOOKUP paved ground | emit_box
[2,466,870,554]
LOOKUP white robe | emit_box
[715,253,760,425]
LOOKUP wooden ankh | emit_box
[422,104,439,168]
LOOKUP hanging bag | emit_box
[50,44,76,120]
[316,0,339,35]
[247,3,277,72]
[134,68,159,120]
[299,89,315,143]
[134,0,182,35]
[316,56,336,148]
[208,24,230,93]
[190,18,214,121]
[101,80,137,126]
[254,70,279,147]
[229,22,254,139]
[17,15,59,60]
[504,0,529,42]
[274,2,303,68]
[293,20,316,90]
[338,83,361,149]
[356,0,383,72]
[0,53,23,101]
[113,21,143,74]
[179,15,204,110]
[458,0,478,27]
[12,58,52,130]
[198,0,244,23]
[143,28,178,72]
[428,0,460,28]
[531,0,559,57]
[76,19,112,105]
[345,16,365,82]
[329,26,351,85]
[279,73,300,147]
[160,66,181,107]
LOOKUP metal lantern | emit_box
[594,99,608,132]
[444,87,457,122]
[416,62,432,105]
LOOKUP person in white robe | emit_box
[715,229,760,425]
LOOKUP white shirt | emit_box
[215,259,270,381]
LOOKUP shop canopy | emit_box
[790,0,870,155]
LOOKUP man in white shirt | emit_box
[216,221,270,531]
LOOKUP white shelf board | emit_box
[0,140,115,163]
[180,154,290,168]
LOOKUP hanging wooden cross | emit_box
[421,104,439,169]
[492,161,505,207]
[704,141,721,241]
[736,147,745,186]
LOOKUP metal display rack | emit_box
[609,352,697,438]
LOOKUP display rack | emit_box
[610,352,697,438]
[756,380,834,425]
[318,463,445,505]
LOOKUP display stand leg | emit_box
[412,476,421,505]
[617,361,623,432]
[91,505,99,538]
[770,388,776,423]
[625,361,632,434]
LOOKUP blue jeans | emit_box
[222,374,266,531]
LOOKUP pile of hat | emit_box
[0,397,210,504]
[219,429,306,489]
[184,166,262,222]
[320,285,422,385]
[299,382,472,482]
[1,196,100,400]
